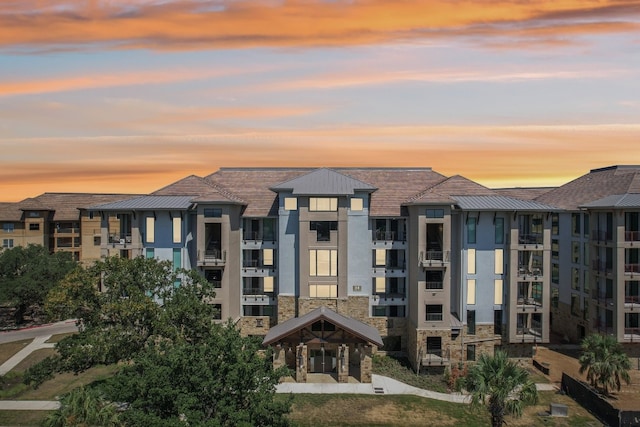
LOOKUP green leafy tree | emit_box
[25,256,217,385]
[463,350,538,427]
[0,244,76,324]
[104,324,291,427]
[579,333,631,395]
[43,386,122,427]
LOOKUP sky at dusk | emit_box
[1,0,640,201]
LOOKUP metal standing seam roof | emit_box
[90,195,195,211]
[262,306,384,347]
[453,195,557,211]
[581,194,640,208]
[270,168,377,195]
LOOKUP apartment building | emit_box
[0,193,139,263]
[3,165,638,379]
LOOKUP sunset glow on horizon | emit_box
[2,1,640,201]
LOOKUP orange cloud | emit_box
[1,1,639,52]
[2,124,640,201]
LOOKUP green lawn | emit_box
[0,339,32,365]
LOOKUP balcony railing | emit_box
[591,230,613,242]
[426,313,443,322]
[592,260,613,274]
[373,290,406,300]
[55,227,80,234]
[517,297,543,307]
[625,295,640,304]
[421,349,450,366]
[198,249,226,265]
[516,327,542,338]
[625,231,640,242]
[625,264,640,274]
[518,234,543,245]
[420,251,450,266]
[624,328,640,341]
[243,231,275,241]
[517,267,543,277]
[108,234,132,244]
[425,281,444,290]
[242,287,275,296]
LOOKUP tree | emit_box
[463,350,538,427]
[103,324,291,427]
[25,256,217,385]
[0,244,76,324]
[43,386,122,427]
[579,333,631,396]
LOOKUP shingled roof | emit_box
[536,165,640,210]
[22,193,139,221]
[152,175,245,204]
[0,203,23,221]
[406,175,494,205]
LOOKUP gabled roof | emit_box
[536,165,640,210]
[90,195,194,211]
[406,175,494,205]
[270,168,377,195]
[152,175,245,204]
[22,193,139,221]
[493,187,555,200]
[262,306,384,347]
[453,195,557,211]
[581,194,640,208]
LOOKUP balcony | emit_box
[592,260,613,275]
[242,258,274,269]
[591,230,613,243]
[517,267,543,279]
[625,264,640,274]
[373,289,406,301]
[625,295,640,305]
[421,349,450,366]
[625,231,640,242]
[420,251,450,267]
[55,227,80,234]
[516,327,543,340]
[624,328,640,342]
[243,231,276,242]
[373,230,401,241]
[517,296,543,307]
[108,234,132,244]
[425,281,444,290]
[518,234,543,246]
[198,249,226,266]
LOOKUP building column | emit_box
[359,345,373,383]
[338,344,349,383]
[273,344,286,370]
[296,344,307,383]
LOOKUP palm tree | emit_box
[579,333,631,396]
[463,350,538,427]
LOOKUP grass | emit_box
[0,339,32,365]
[45,332,76,344]
[372,355,448,393]
[0,410,53,426]
[12,348,56,372]
[284,391,602,427]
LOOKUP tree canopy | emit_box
[29,255,291,425]
[0,244,77,324]
[579,333,631,396]
[463,351,538,427]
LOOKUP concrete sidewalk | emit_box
[0,335,54,376]
[0,401,60,410]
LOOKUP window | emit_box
[29,223,40,231]
[571,268,580,291]
[467,279,476,305]
[309,284,337,298]
[28,211,40,218]
[467,217,477,244]
[467,310,476,335]
[2,239,14,248]
[426,270,444,289]
[309,249,337,276]
[204,208,222,218]
[467,344,476,361]
[583,270,590,293]
[584,243,589,267]
[495,217,504,244]
[284,197,297,211]
[552,263,559,285]
[467,249,476,274]
[426,209,444,218]
[583,214,590,237]
[172,217,181,243]
[350,198,363,211]
[310,221,337,241]
[572,242,580,264]
[425,305,443,322]
[212,304,222,320]
[205,269,222,288]
[572,213,581,236]
[373,306,386,317]
[551,287,559,308]
[2,223,14,233]
[94,236,101,246]
[583,297,589,321]
[374,277,386,293]
[309,197,337,211]
[571,293,580,316]
[494,310,503,335]
[375,249,386,267]
[263,248,274,266]
[146,217,155,243]
[552,239,559,259]
[494,279,503,305]
[146,248,155,259]
[495,249,503,274]
[263,276,274,293]
[551,213,559,235]
[389,305,405,317]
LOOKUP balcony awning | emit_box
[450,313,463,330]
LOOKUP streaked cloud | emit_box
[2,124,639,200]
[1,1,639,52]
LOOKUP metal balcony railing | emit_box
[55,227,80,234]
[242,287,275,296]
[108,234,132,244]
[625,231,640,242]
[425,281,444,290]
[592,260,613,274]
[591,230,613,242]
[422,349,450,365]
[516,327,542,338]
[625,264,640,274]
[517,267,543,277]
[518,234,543,245]
[517,297,543,307]
[373,290,406,300]
[426,313,443,322]
[624,328,640,341]
[625,295,640,304]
